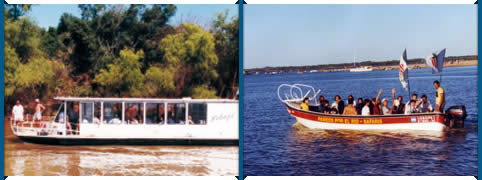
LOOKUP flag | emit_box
[425,48,446,73]
[399,49,409,90]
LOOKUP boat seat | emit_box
[308,105,320,112]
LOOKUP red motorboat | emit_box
[278,84,466,133]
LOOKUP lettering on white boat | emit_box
[211,113,235,121]
[317,117,382,124]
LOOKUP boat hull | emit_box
[17,135,238,146]
[286,103,448,132]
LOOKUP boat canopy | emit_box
[54,97,238,103]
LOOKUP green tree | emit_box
[145,65,176,97]
[4,16,44,61]
[13,57,59,99]
[5,4,32,20]
[78,4,106,21]
[40,27,63,57]
[4,43,21,97]
[212,10,239,98]
[94,48,145,96]
[192,84,218,99]
[57,13,96,74]
[159,23,219,96]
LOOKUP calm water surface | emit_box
[4,121,238,176]
[243,66,478,175]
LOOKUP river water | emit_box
[4,120,238,176]
[243,66,478,175]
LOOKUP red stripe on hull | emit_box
[286,105,445,125]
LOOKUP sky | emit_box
[244,5,477,69]
[27,4,237,29]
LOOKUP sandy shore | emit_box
[371,59,478,71]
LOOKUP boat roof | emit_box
[54,96,238,103]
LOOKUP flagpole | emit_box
[440,73,442,83]
[407,66,411,99]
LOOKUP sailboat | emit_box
[349,51,373,72]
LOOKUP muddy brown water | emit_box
[4,120,238,176]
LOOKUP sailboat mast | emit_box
[353,50,356,67]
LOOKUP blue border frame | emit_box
[478,1,481,178]
[238,2,244,178]
[1,2,5,178]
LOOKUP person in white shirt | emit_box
[12,100,24,121]
[419,94,433,113]
[361,99,371,115]
[405,100,418,114]
[381,98,390,115]
[405,93,422,113]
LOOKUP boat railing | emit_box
[278,84,321,104]
[10,115,59,136]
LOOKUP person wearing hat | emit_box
[33,98,46,121]
[381,98,391,115]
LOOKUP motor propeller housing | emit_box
[445,105,467,128]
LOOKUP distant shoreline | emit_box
[244,55,477,74]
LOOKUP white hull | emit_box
[13,99,239,144]
[349,67,373,72]
[296,117,446,132]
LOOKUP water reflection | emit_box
[281,122,475,175]
[4,121,238,176]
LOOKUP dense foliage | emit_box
[4,5,239,114]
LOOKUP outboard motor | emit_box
[445,105,467,128]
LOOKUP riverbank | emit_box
[371,59,477,71]
[244,55,477,74]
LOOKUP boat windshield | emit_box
[54,104,65,123]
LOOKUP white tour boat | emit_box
[349,66,373,72]
[11,97,239,145]
[349,51,373,72]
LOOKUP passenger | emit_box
[372,89,383,115]
[12,100,24,123]
[433,80,445,112]
[318,96,325,112]
[347,95,356,106]
[167,104,176,124]
[372,98,382,115]
[188,115,194,124]
[405,100,418,114]
[331,95,345,114]
[381,98,391,115]
[369,98,375,115]
[322,100,331,114]
[356,98,364,115]
[361,99,371,115]
[405,93,421,112]
[391,88,405,114]
[94,104,101,124]
[110,104,122,124]
[419,94,433,113]
[33,99,46,122]
[158,105,165,124]
[343,98,357,115]
[126,105,139,124]
[93,108,101,124]
[67,103,79,135]
[300,97,310,111]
